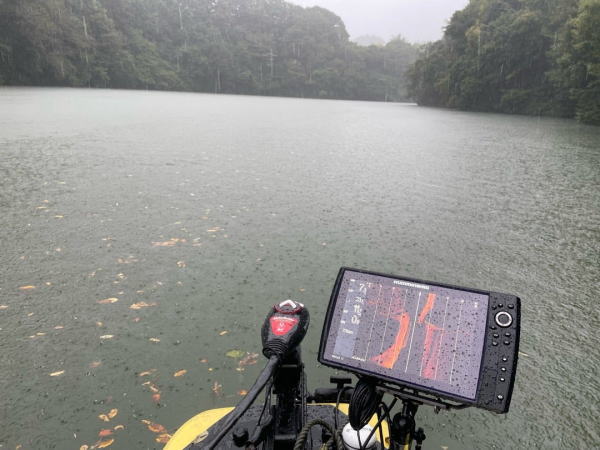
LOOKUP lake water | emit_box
[1,87,598,449]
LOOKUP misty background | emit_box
[290,0,469,43]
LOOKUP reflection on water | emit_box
[0,87,599,449]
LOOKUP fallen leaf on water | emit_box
[80,445,89,450]
[139,369,156,377]
[177,261,186,268]
[49,370,65,377]
[225,349,245,358]
[147,383,160,393]
[108,409,118,419]
[0,305,8,310]
[152,238,185,247]
[96,321,104,327]
[54,215,64,219]
[238,353,259,367]
[132,317,141,322]
[97,298,118,304]
[219,330,228,336]
[237,390,248,396]
[98,429,113,437]
[99,335,114,340]
[113,425,125,431]
[98,414,110,422]
[148,337,160,343]
[36,332,46,336]
[19,285,36,290]
[152,393,161,403]
[173,369,187,377]
[54,325,64,329]
[89,361,102,368]
[518,351,530,358]
[96,438,114,448]
[199,358,208,363]
[212,381,223,396]
[129,301,157,310]
[146,422,167,433]
[235,367,244,372]
[156,434,172,444]
[27,312,34,316]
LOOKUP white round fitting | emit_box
[341,423,376,449]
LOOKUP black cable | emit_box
[196,356,280,449]
[334,386,352,431]
[349,378,382,430]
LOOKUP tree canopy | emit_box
[407,0,600,124]
[0,0,418,101]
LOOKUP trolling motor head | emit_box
[261,300,310,359]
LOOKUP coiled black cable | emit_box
[349,378,382,430]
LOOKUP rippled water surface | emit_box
[1,87,599,449]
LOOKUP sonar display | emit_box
[322,270,490,400]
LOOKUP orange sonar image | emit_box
[370,311,410,369]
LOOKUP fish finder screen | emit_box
[322,270,489,400]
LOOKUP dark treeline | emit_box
[408,0,600,124]
[0,0,418,101]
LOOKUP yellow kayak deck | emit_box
[165,403,390,449]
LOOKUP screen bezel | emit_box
[318,267,492,405]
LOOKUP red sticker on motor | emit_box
[270,316,299,336]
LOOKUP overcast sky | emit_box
[289,0,469,43]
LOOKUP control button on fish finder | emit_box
[495,311,513,328]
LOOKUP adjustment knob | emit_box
[232,426,249,447]
[495,311,513,328]
[275,299,303,314]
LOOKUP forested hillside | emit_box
[0,0,418,101]
[408,0,600,124]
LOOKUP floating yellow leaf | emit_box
[199,358,208,363]
[237,390,248,396]
[54,325,64,329]
[98,414,110,422]
[141,419,151,425]
[113,425,125,431]
[138,369,156,377]
[96,321,104,327]
[148,337,160,343]
[96,438,114,448]
[132,317,141,322]
[148,383,160,393]
[108,408,118,419]
[176,261,186,268]
[36,332,46,336]
[152,238,185,247]
[0,305,8,310]
[225,350,245,358]
[99,335,114,340]
[98,429,113,437]
[156,434,172,444]
[89,361,102,368]
[54,215,64,219]
[97,298,118,304]
[129,301,157,310]
[152,393,161,403]
[80,445,89,450]
[173,369,187,377]
[19,285,36,290]
[49,370,65,377]
[219,330,228,336]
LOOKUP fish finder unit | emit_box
[319,267,520,413]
